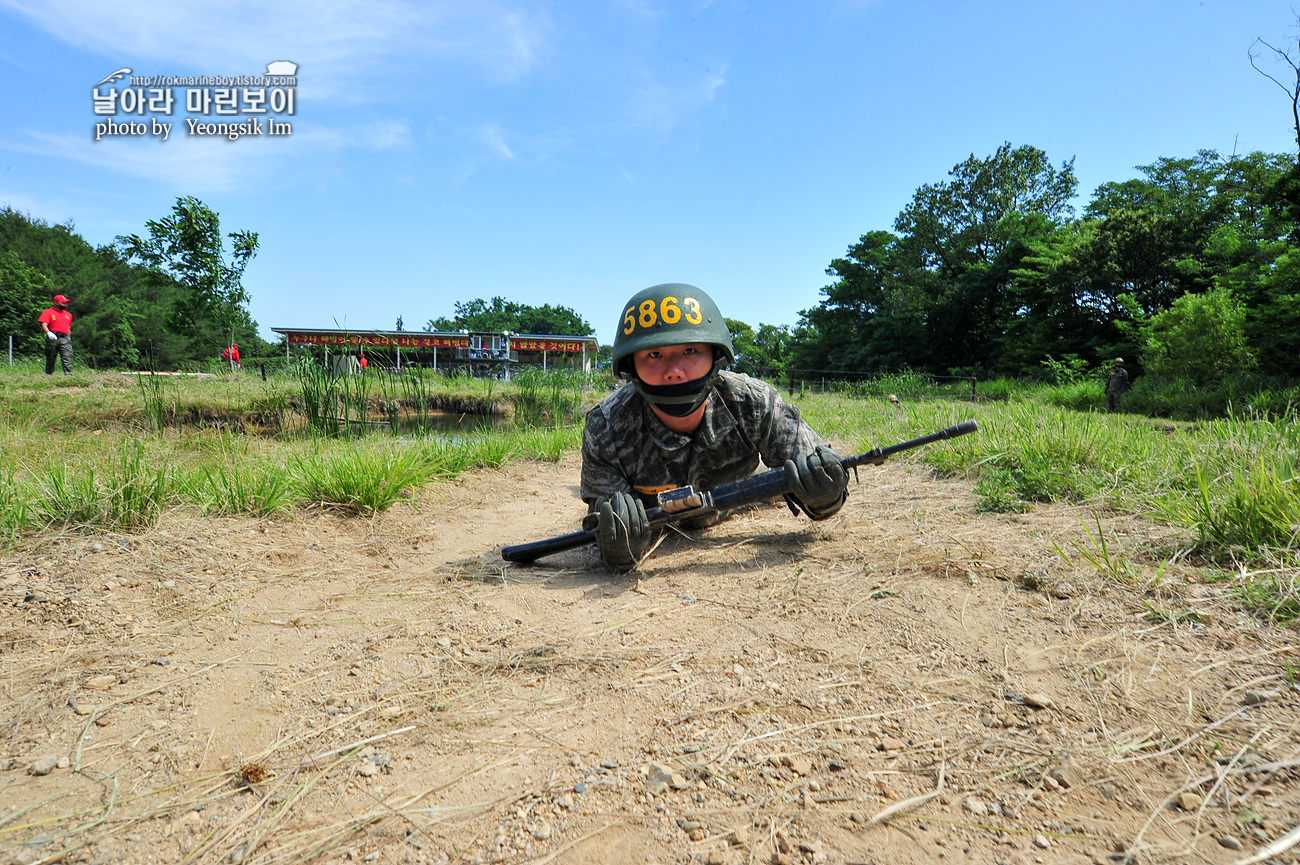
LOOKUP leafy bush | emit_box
[1125,373,1300,420]
[1140,287,1254,385]
[1042,380,1103,412]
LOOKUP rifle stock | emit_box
[501,420,977,564]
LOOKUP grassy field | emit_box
[0,360,587,536]
[800,393,1300,624]
[2,360,1297,623]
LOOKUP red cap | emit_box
[53,294,70,304]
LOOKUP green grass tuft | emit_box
[292,445,432,514]
[181,463,294,517]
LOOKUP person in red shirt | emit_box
[221,343,241,370]
[358,351,368,370]
[37,294,73,375]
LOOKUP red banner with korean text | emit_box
[284,333,470,348]
[509,339,589,353]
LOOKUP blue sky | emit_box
[1,0,1296,345]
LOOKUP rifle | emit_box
[501,420,978,564]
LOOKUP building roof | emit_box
[270,327,598,349]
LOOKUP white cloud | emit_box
[628,63,727,133]
[480,125,514,159]
[0,0,551,96]
[9,128,295,192]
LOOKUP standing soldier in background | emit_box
[1105,357,1128,412]
[37,294,73,376]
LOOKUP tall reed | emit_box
[137,371,170,434]
[294,357,346,437]
[512,367,586,427]
[398,366,434,432]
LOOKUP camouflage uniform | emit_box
[581,371,840,515]
[1105,365,1128,412]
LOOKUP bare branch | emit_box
[1248,38,1299,98]
[1248,35,1300,155]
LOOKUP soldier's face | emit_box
[633,343,712,385]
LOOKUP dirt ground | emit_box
[0,455,1297,865]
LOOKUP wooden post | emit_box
[970,374,977,400]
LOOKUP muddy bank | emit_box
[75,394,517,434]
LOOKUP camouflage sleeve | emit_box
[580,406,635,510]
[746,379,838,467]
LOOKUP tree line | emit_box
[725,143,1300,397]
[0,200,271,369]
[5,136,1296,404]
[424,296,594,337]
[0,201,600,371]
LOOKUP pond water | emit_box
[408,411,514,438]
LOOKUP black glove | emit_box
[784,448,848,520]
[594,491,651,571]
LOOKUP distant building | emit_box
[270,327,597,375]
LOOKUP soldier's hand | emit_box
[46,332,57,341]
[784,448,848,519]
[594,491,651,571]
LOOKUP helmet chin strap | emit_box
[633,356,727,418]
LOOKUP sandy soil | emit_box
[0,456,1297,865]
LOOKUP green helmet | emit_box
[611,283,734,378]
[611,284,735,418]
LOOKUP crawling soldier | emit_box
[581,283,849,571]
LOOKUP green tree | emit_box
[794,230,930,374]
[1009,150,1291,375]
[894,143,1077,372]
[117,196,259,347]
[0,250,53,355]
[1243,246,1300,376]
[895,142,1077,272]
[0,206,271,368]
[796,144,1076,376]
[1139,287,1254,385]
[426,297,593,335]
[726,318,793,377]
